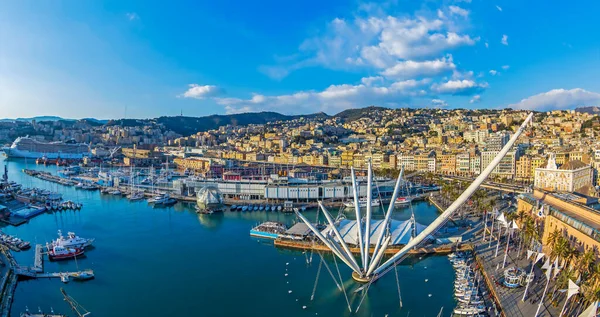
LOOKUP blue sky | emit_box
[1,0,600,119]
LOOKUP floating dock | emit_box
[33,244,43,272]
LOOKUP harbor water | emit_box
[2,158,456,317]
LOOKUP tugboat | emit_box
[47,245,84,261]
[52,230,94,249]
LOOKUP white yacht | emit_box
[343,198,381,208]
[52,230,94,249]
[148,193,176,206]
[394,196,412,207]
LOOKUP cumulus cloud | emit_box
[260,8,478,78]
[449,6,470,17]
[214,78,430,114]
[381,56,456,79]
[431,99,448,107]
[470,95,481,103]
[126,13,139,21]
[508,88,600,111]
[485,42,489,48]
[501,35,508,46]
[180,84,224,99]
[433,79,488,95]
[489,70,498,76]
[496,5,502,12]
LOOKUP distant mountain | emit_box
[335,106,389,122]
[0,116,108,124]
[16,116,66,122]
[156,111,329,136]
[576,106,600,115]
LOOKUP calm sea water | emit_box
[2,158,456,317]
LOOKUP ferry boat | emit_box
[394,196,412,207]
[52,230,94,249]
[47,245,84,261]
[343,198,381,208]
[2,137,90,159]
[250,222,288,239]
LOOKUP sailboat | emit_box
[127,162,144,201]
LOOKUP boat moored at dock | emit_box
[250,221,288,239]
[51,230,94,249]
[47,245,84,261]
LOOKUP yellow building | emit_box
[341,151,354,167]
[518,189,600,254]
[173,157,213,172]
[515,155,532,181]
[438,154,457,175]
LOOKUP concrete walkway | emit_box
[474,238,561,317]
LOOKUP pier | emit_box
[33,244,43,272]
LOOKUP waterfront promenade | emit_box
[473,238,561,317]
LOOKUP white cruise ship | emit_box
[2,137,90,159]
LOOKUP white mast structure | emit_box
[295,112,534,283]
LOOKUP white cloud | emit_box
[485,42,489,48]
[126,13,139,21]
[433,79,488,95]
[508,88,600,111]
[180,84,224,99]
[261,9,478,77]
[502,65,510,70]
[213,79,430,114]
[470,95,481,103]
[496,5,503,12]
[381,56,456,79]
[431,99,448,107]
[501,35,508,46]
[489,70,498,76]
[361,76,384,86]
[449,6,470,18]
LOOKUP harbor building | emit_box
[517,189,600,254]
[534,153,594,193]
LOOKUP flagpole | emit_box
[522,252,543,302]
[502,223,512,268]
[488,213,495,247]
[535,268,552,317]
[495,225,503,257]
[559,297,569,317]
[482,210,488,241]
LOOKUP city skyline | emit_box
[2,1,600,119]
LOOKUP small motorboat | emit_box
[242,206,248,212]
[128,191,145,201]
[277,205,282,212]
[71,270,95,281]
[230,205,237,211]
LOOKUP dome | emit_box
[196,186,223,206]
